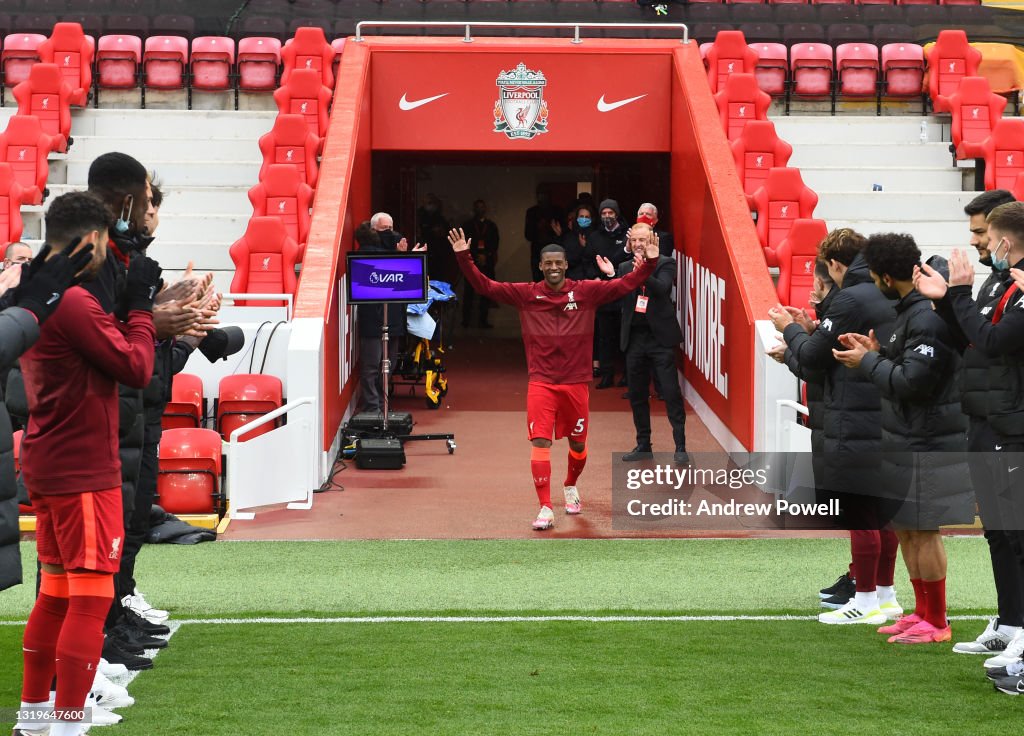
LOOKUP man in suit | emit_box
[600,222,687,464]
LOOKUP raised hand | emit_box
[948,248,975,288]
[447,228,471,253]
[913,262,948,300]
[783,305,815,334]
[596,255,614,277]
[768,304,795,332]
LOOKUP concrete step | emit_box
[770,115,947,145]
[67,135,260,162]
[147,241,236,272]
[826,219,972,249]
[25,211,249,243]
[799,166,963,193]
[60,158,261,187]
[788,142,953,168]
[39,183,253,214]
[814,190,975,221]
[68,108,277,139]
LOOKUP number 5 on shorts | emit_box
[574,418,585,434]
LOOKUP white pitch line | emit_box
[0,614,999,626]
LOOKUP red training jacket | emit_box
[457,250,657,384]
[21,286,156,495]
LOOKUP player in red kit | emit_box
[14,192,161,736]
[449,224,660,530]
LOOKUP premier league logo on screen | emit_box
[493,63,548,140]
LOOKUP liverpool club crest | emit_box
[493,63,548,140]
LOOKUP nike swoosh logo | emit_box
[597,94,647,112]
[535,295,546,299]
[399,93,448,111]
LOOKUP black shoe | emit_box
[992,674,1024,695]
[621,446,653,461]
[673,450,690,465]
[820,591,855,609]
[109,621,168,651]
[593,367,601,377]
[123,606,170,636]
[616,376,628,387]
[102,636,154,671]
[819,572,855,600]
[596,376,614,389]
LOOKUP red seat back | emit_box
[12,64,73,146]
[248,164,314,249]
[273,67,332,143]
[751,167,819,262]
[775,218,828,308]
[0,114,57,199]
[157,427,222,514]
[983,118,1024,192]
[37,22,93,106]
[790,42,834,97]
[331,38,345,82]
[927,29,981,112]
[749,42,788,96]
[190,36,234,91]
[144,35,188,89]
[257,113,320,188]
[163,372,204,430]
[706,30,760,94]
[836,43,879,97]
[730,119,793,201]
[881,42,925,97]
[238,36,281,91]
[96,34,141,89]
[949,76,1006,160]
[228,216,301,307]
[0,162,29,244]
[1013,171,1024,203]
[2,33,46,89]
[281,26,335,89]
[713,72,771,141]
[217,374,284,442]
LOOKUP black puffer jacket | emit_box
[782,254,896,495]
[562,226,596,281]
[0,307,40,593]
[860,289,972,527]
[784,287,836,452]
[586,223,630,312]
[948,256,1024,442]
[144,340,196,443]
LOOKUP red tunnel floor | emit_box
[224,333,847,541]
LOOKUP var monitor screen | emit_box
[345,252,428,304]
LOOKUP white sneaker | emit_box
[122,589,168,625]
[532,506,555,531]
[953,618,1018,655]
[98,658,128,678]
[818,599,886,625]
[85,694,122,726]
[91,670,135,709]
[879,600,903,619]
[563,486,582,515]
[985,628,1024,669]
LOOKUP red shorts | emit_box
[526,381,589,442]
[30,487,124,573]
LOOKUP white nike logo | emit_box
[45,292,60,305]
[535,295,546,299]
[597,94,647,112]
[996,445,1004,451]
[399,93,448,111]
[1010,466,1020,473]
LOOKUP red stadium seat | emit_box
[981,118,1024,192]
[730,120,793,204]
[0,114,59,199]
[790,43,833,98]
[237,36,281,92]
[713,72,770,141]
[881,42,925,99]
[0,161,36,244]
[775,218,828,309]
[750,167,819,264]
[228,216,301,307]
[36,22,91,107]
[1013,172,1024,202]
[331,38,345,81]
[2,33,45,89]
[836,43,879,99]
[273,67,332,146]
[926,29,981,113]
[248,164,314,250]
[705,30,759,94]
[163,372,204,431]
[96,34,140,89]
[857,0,895,4]
[949,76,1006,160]
[749,42,787,96]
[13,64,73,150]
[940,0,981,4]
[217,374,283,443]
[190,36,234,91]
[898,0,937,4]
[258,113,320,189]
[143,35,188,90]
[281,25,335,89]
[157,427,222,514]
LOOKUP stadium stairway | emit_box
[772,115,975,266]
[11,107,276,294]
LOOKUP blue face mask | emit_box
[993,238,1011,272]
[576,216,592,229]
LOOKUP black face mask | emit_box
[601,216,618,231]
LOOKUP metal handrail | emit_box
[354,20,689,45]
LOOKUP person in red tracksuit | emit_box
[15,192,161,736]
[449,225,660,531]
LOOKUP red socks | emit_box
[21,571,69,703]
[923,578,948,629]
[910,578,926,618]
[565,446,587,487]
[876,530,899,587]
[531,446,552,508]
[54,572,114,718]
[850,530,880,593]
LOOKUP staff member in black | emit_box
[599,222,687,464]
[461,199,499,329]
